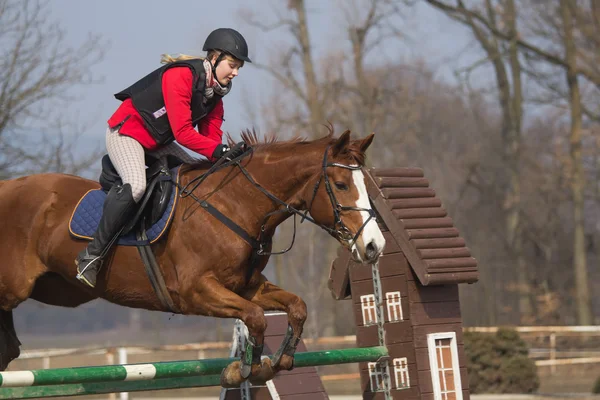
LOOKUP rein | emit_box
[175,144,376,282]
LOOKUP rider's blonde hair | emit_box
[160,50,244,67]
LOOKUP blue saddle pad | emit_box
[69,168,180,246]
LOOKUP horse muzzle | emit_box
[350,237,385,264]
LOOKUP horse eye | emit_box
[335,181,349,191]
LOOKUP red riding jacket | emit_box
[107,66,224,159]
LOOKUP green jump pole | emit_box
[0,346,388,398]
[292,347,388,368]
[0,375,222,399]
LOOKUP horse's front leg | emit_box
[241,275,307,374]
[185,277,268,388]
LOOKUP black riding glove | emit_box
[225,143,248,160]
[211,144,231,160]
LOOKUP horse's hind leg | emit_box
[241,275,307,375]
[0,310,21,371]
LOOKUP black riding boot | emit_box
[75,183,137,288]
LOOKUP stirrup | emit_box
[75,271,96,288]
[75,250,103,288]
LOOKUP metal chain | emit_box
[372,261,393,399]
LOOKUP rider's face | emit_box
[212,54,243,86]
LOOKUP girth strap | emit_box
[199,200,270,283]
[136,224,180,313]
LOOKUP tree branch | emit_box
[425,0,600,87]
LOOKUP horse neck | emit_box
[241,145,324,227]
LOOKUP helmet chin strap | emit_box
[211,52,227,84]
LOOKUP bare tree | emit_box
[425,0,597,324]
[240,0,327,137]
[424,0,600,87]
[425,0,534,322]
[336,0,410,136]
[558,0,593,324]
[288,0,325,133]
[0,0,106,179]
[513,0,595,325]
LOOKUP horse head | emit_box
[299,130,385,264]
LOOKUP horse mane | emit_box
[225,127,330,147]
[180,124,368,173]
[225,124,367,166]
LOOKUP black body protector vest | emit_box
[113,59,221,146]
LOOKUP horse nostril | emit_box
[366,241,378,260]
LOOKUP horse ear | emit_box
[358,133,375,153]
[332,130,351,157]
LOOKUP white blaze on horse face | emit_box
[351,169,386,262]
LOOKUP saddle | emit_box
[98,154,181,234]
[76,144,249,313]
[96,153,183,313]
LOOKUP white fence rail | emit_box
[464,326,600,373]
[13,327,600,377]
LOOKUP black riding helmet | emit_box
[203,28,252,63]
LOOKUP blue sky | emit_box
[47,0,478,163]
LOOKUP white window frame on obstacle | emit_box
[393,357,410,389]
[367,361,385,392]
[360,294,377,325]
[386,291,403,322]
[427,332,463,400]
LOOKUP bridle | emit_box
[302,146,377,247]
[177,143,377,281]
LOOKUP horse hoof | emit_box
[248,358,276,386]
[276,354,295,371]
[220,361,244,388]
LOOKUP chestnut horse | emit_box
[0,129,385,386]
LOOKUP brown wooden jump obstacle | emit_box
[222,167,479,400]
